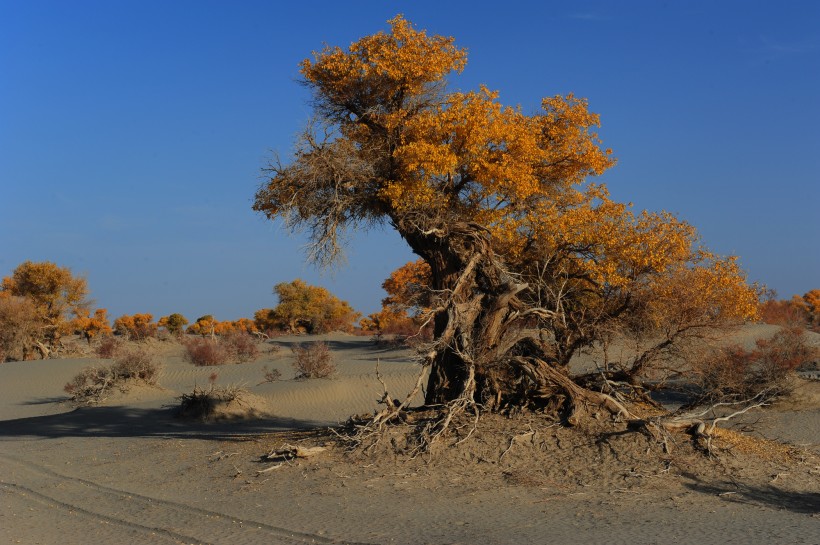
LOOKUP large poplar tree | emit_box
[254,17,758,421]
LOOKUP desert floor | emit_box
[1,327,818,544]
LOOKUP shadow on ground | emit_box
[683,474,820,515]
[0,404,326,442]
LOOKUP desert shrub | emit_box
[260,365,282,384]
[178,385,239,419]
[291,342,335,379]
[181,336,231,366]
[95,335,121,359]
[111,347,160,384]
[64,366,115,404]
[221,331,260,363]
[64,347,159,404]
[177,384,256,420]
[691,327,817,402]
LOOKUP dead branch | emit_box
[265,444,327,461]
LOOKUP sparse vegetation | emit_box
[221,331,259,363]
[291,342,335,379]
[760,290,819,332]
[181,332,261,366]
[692,327,817,403]
[259,365,282,384]
[64,346,160,404]
[181,336,231,366]
[94,335,122,359]
[177,383,259,421]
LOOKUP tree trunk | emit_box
[399,219,623,425]
[403,223,531,407]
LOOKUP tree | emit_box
[158,313,189,335]
[0,296,42,361]
[254,308,279,334]
[361,260,433,337]
[381,259,432,317]
[1,261,90,357]
[759,290,819,331]
[254,17,760,422]
[72,308,113,343]
[269,279,360,334]
[187,315,217,337]
[804,289,820,328]
[113,313,158,340]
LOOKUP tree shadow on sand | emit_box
[0,405,328,442]
[269,338,415,363]
[682,473,820,515]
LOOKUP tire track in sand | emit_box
[0,452,370,545]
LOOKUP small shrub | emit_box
[95,336,121,359]
[222,332,260,363]
[292,342,335,379]
[181,337,231,366]
[177,384,255,420]
[692,327,817,402]
[111,347,160,384]
[63,347,159,404]
[64,366,115,403]
[259,364,282,384]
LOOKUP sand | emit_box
[1,330,818,544]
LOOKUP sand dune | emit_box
[1,329,818,544]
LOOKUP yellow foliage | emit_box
[1,261,89,332]
[256,16,761,375]
[381,259,432,315]
[187,315,217,337]
[113,313,157,340]
[72,308,113,341]
[271,279,360,334]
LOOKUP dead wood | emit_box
[265,444,327,461]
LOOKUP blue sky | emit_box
[1,1,818,321]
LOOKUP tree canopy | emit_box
[1,261,90,358]
[254,17,760,420]
[257,279,360,334]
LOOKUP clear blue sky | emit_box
[1,1,818,321]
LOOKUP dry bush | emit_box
[64,346,159,404]
[95,335,121,359]
[64,366,115,404]
[177,384,253,420]
[292,342,335,379]
[259,365,282,384]
[222,332,260,363]
[111,347,160,384]
[691,327,817,402]
[181,336,231,366]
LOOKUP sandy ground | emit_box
[1,329,818,544]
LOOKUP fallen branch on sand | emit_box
[264,444,327,461]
